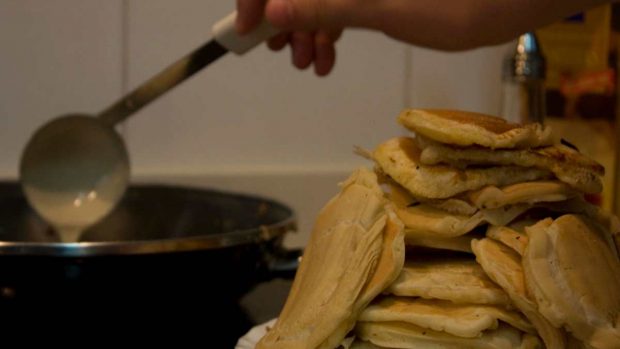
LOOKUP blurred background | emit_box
[1,0,617,249]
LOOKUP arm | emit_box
[236,0,612,75]
[370,0,612,50]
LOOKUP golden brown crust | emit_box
[418,109,521,134]
[386,257,511,306]
[373,137,551,199]
[358,297,534,338]
[355,321,534,349]
[523,215,620,348]
[398,109,555,149]
[471,238,567,349]
[257,168,405,349]
[417,135,604,194]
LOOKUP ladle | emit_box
[19,12,277,242]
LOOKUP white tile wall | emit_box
[0,0,123,177]
[0,0,517,247]
[409,43,515,114]
[123,0,406,175]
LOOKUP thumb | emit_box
[265,0,353,31]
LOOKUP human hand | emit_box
[235,0,345,76]
[235,0,611,76]
[234,0,502,76]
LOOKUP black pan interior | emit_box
[0,181,294,244]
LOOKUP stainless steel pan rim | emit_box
[0,219,296,257]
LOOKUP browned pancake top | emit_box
[535,145,605,176]
[423,109,521,134]
[398,137,422,162]
[397,137,457,175]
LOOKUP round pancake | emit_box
[257,168,405,349]
[417,135,603,194]
[359,297,534,338]
[472,238,566,349]
[373,137,551,199]
[398,109,554,149]
[386,257,510,306]
[356,321,537,349]
[523,215,620,349]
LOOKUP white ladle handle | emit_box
[212,11,279,54]
[98,11,278,126]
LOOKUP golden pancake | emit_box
[567,335,596,349]
[386,172,580,216]
[348,340,385,349]
[386,256,510,306]
[382,175,478,215]
[398,109,554,149]
[487,225,529,256]
[257,168,405,349]
[486,219,537,256]
[417,136,604,194]
[359,297,534,338]
[405,231,482,253]
[395,204,483,237]
[523,215,620,349]
[350,330,542,349]
[472,238,566,349]
[373,137,551,199]
[385,175,583,225]
[395,202,530,238]
[356,321,539,349]
[466,181,579,209]
[536,198,620,259]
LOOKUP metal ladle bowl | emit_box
[19,115,130,241]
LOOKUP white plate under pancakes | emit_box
[236,319,276,349]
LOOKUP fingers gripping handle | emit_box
[212,11,280,55]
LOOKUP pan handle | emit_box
[264,247,303,280]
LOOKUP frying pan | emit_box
[0,181,299,339]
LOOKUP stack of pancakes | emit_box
[255,110,620,349]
